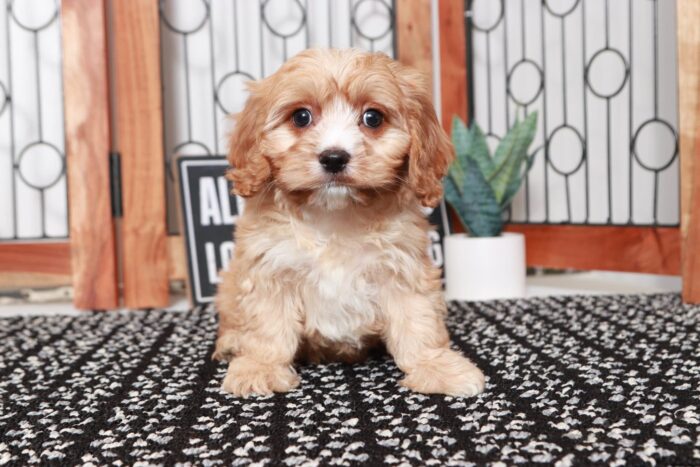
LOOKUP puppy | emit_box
[214,49,485,398]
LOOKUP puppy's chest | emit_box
[294,238,383,344]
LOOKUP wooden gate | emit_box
[438,0,700,302]
[0,0,118,309]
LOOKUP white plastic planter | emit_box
[444,232,526,301]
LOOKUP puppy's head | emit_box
[226,48,453,208]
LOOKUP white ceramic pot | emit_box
[444,232,526,301]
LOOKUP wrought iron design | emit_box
[465,0,680,226]
[0,0,67,240]
[160,0,396,232]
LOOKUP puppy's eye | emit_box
[292,108,313,128]
[362,109,383,128]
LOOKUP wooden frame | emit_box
[437,0,686,280]
[437,0,468,134]
[0,0,119,308]
[112,0,170,308]
[0,243,72,290]
[61,0,119,309]
[678,0,700,303]
[504,225,680,275]
[396,0,433,91]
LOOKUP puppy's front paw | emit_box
[400,349,485,397]
[221,357,300,397]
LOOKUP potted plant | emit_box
[443,113,538,301]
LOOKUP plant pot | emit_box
[444,232,526,301]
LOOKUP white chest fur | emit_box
[256,209,384,345]
[300,243,381,344]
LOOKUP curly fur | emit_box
[215,49,484,398]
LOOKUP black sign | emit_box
[177,157,243,304]
[178,156,451,305]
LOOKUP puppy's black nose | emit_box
[319,149,350,174]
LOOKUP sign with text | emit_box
[177,157,244,305]
[178,156,451,305]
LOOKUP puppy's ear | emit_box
[226,82,272,197]
[393,64,454,208]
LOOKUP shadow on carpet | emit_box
[1,293,698,465]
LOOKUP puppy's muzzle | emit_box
[319,149,350,174]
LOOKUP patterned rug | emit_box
[1,293,698,466]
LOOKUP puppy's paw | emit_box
[212,333,238,362]
[221,357,300,397]
[400,350,485,397]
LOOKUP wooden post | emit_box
[396,0,433,94]
[62,0,118,309]
[112,0,169,308]
[678,0,700,303]
[438,0,468,131]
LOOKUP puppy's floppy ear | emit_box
[226,81,272,197]
[393,63,454,208]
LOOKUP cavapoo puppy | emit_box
[214,48,485,397]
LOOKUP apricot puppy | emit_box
[214,48,485,398]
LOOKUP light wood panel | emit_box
[505,225,680,275]
[61,0,118,309]
[678,0,700,302]
[396,0,433,93]
[112,0,169,308]
[438,0,468,131]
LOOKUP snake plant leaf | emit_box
[467,123,494,179]
[447,163,464,196]
[443,173,462,211]
[458,156,503,237]
[489,112,538,203]
[450,117,469,191]
[500,152,536,209]
[451,117,494,189]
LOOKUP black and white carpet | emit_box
[1,293,699,465]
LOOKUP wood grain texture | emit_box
[438,0,468,132]
[0,243,72,276]
[112,0,169,308]
[61,0,118,309]
[505,225,681,275]
[678,0,700,302]
[396,0,433,95]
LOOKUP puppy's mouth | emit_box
[323,171,352,185]
[307,181,355,210]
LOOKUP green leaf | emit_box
[457,156,503,237]
[450,116,469,192]
[447,164,463,196]
[489,112,538,203]
[450,117,494,190]
[443,173,462,213]
[500,152,536,209]
[466,123,494,178]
